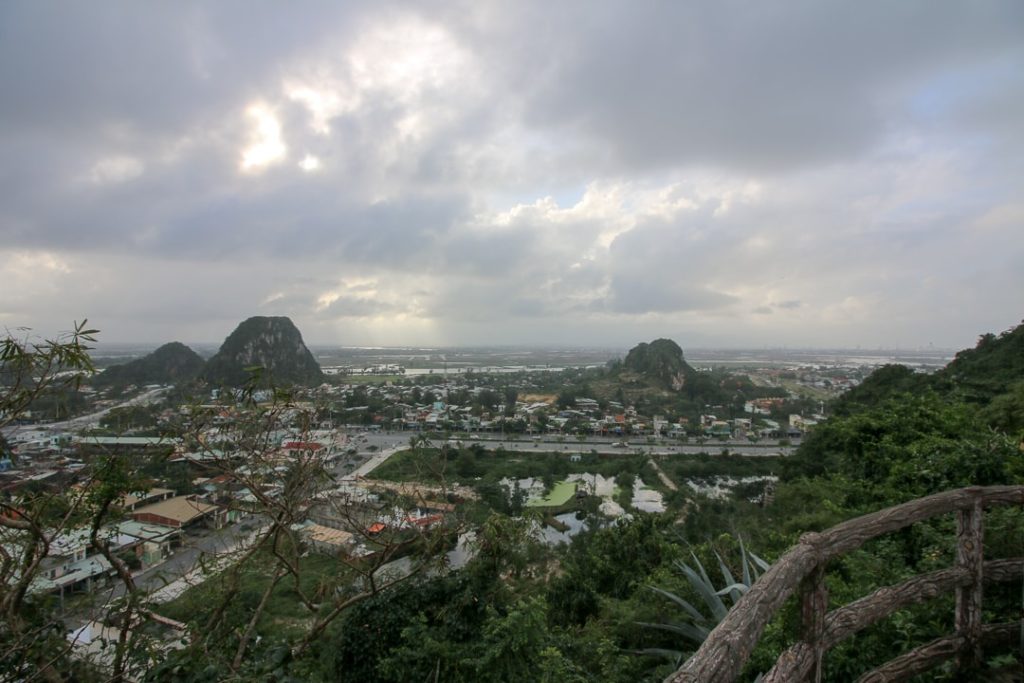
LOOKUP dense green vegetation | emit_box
[7,322,1023,681]
[91,341,204,389]
[621,338,694,387]
[331,323,1024,681]
[372,445,652,488]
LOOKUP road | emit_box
[64,515,266,631]
[2,386,170,440]
[344,430,796,459]
[343,444,404,479]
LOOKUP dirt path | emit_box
[648,458,678,491]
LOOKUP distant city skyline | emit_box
[1,2,1021,350]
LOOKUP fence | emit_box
[667,485,1024,682]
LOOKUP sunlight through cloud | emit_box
[240,104,286,171]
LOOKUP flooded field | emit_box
[631,476,665,513]
[525,480,577,507]
[685,475,777,500]
[500,473,666,517]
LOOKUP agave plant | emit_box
[638,538,770,666]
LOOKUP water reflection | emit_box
[537,512,591,546]
[446,530,477,569]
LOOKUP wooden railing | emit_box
[666,485,1024,682]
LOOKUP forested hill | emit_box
[92,341,204,388]
[829,364,930,416]
[788,319,1024,485]
[570,337,786,421]
[202,316,324,387]
[621,338,696,390]
[935,320,1024,403]
[832,320,1024,417]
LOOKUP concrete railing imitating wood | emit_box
[666,485,1024,683]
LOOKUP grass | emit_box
[525,480,577,507]
[659,452,782,480]
[157,551,352,636]
[371,448,648,485]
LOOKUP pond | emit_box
[685,475,778,500]
[631,476,665,513]
[537,512,591,546]
[499,472,671,517]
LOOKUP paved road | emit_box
[346,431,796,458]
[343,445,404,479]
[122,518,259,598]
[2,386,169,440]
[65,515,266,630]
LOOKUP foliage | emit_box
[981,378,1024,436]
[638,539,769,665]
[786,391,1020,500]
[832,320,1024,420]
[622,339,692,387]
[660,452,781,480]
[3,319,1023,681]
[937,321,1024,403]
[0,321,97,428]
[372,446,649,495]
[0,322,109,679]
[830,364,929,417]
[92,341,204,389]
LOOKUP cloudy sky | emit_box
[1,1,1021,350]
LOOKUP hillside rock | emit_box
[622,338,694,390]
[94,342,204,388]
[202,316,323,387]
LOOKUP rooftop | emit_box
[132,496,219,525]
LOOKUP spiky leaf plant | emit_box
[637,538,770,667]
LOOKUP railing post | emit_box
[800,561,828,682]
[954,495,983,677]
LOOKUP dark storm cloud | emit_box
[0,1,1021,347]
[491,1,1024,172]
[605,277,737,315]
[0,2,367,136]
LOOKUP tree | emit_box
[0,321,97,439]
[155,389,456,677]
[0,322,111,679]
[1,323,457,681]
[503,388,518,417]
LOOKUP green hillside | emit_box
[92,341,204,388]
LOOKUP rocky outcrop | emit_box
[622,338,695,390]
[202,317,323,387]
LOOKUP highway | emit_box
[2,386,170,441]
[345,430,795,460]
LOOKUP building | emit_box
[294,522,355,554]
[114,520,182,567]
[131,495,225,530]
[119,487,175,511]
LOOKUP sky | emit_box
[1,1,1022,350]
